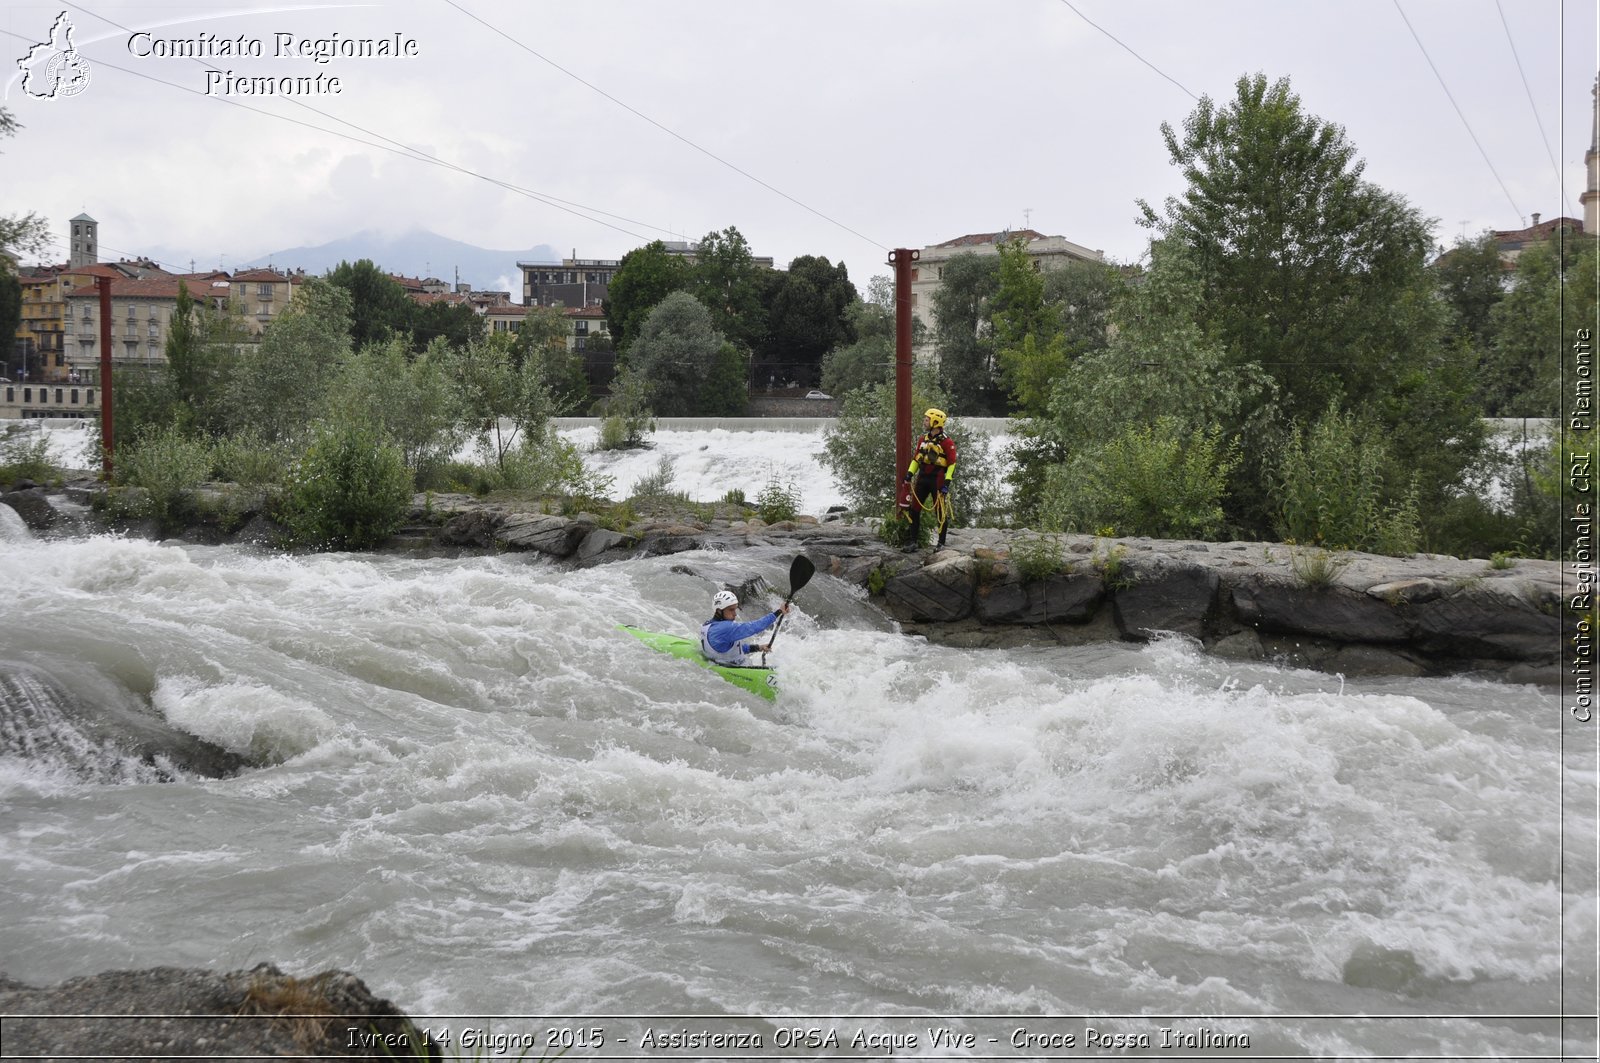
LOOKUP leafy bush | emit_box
[1012,535,1065,583]
[210,429,293,487]
[420,428,614,504]
[630,455,681,502]
[281,421,412,550]
[1092,539,1134,590]
[596,368,656,451]
[1289,547,1351,587]
[1275,403,1420,556]
[117,424,213,531]
[755,474,801,524]
[1037,416,1239,539]
[0,424,56,485]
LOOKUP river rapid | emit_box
[0,422,1593,1060]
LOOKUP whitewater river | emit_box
[1,420,1593,1060]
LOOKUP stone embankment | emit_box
[2,483,1566,684]
[403,494,1565,685]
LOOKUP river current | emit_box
[0,421,1593,1060]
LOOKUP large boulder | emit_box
[0,487,57,531]
[885,554,977,622]
[975,571,1103,624]
[1112,559,1220,640]
[438,508,504,548]
[1410,582,1561,662]
[0,964,436,1060]
[577,527,638,561]
[1232,576,1412,644]
[495,514,591,557]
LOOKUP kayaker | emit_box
[700,590,790,666]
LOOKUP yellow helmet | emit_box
[924,407,947,430]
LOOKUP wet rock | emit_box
[0,487,57,531]
[975,572,1103,624]
[438,508,504,548]
[577,527,637,561]
[1112,559,1219,640]
[884,554,978,622]
[495,514,591,557]
[1411,584,1561,661]
[0,963,437,1061]
[1232,577,1412,644]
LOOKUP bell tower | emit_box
[69,212,97,268]
[1584,74,1599,234]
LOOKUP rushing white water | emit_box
[3,420,1593,1060]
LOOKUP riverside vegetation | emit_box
[0,73,1580,565]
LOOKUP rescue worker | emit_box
[700,590,790,666]
[901,407,958,551]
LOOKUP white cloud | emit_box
[4,0,1595,288]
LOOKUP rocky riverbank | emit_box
[3,481,1567,684]
[0,964,437,1060]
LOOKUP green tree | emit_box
[163,282,248,436]
[1484,236,1597,418]
[325,259,415,350]
[819,275,924,397]
[930,253,1002,414]
[689,226,768,353]
[1138,73,1474,537]
[229,278,353,444]
[1020,242,1273,529]
[989,239,1067,417]
[628,291,741,416]
[604,240,690,353]
[764,254,856,385]
[0,110,49,268]
[452,330,558,470]
[411,297,484,351]
[513,305,589,413]
[1434,231,1506,351]
[0,274,20,379]
[1139,73,1440,424]
[1275,402,1421,555]
[597,366,656,450]
[326,335,464,480]
[1042,259,1123,360]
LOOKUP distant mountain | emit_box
[236,229,561,295]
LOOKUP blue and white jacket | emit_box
[699,611,781,666]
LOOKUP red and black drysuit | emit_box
[901,428,957,547]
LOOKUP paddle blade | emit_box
[788,555,816,597]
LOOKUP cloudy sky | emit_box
[3,0,1597,296]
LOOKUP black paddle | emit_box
[761,555,814,663]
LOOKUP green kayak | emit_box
[619,624,779,701]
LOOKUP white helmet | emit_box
[712,590,739,611]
